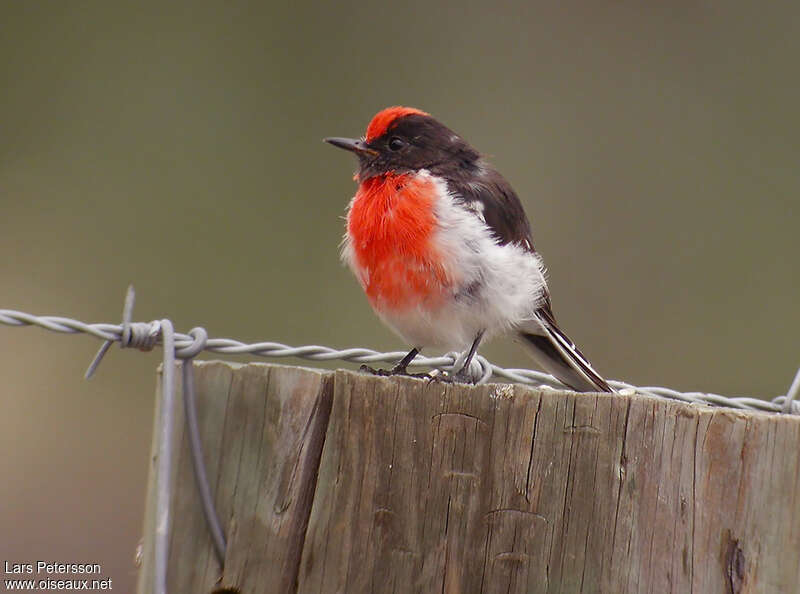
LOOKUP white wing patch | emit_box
[462,199,486,223]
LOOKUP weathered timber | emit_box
[137,361,800,593]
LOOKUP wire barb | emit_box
[782,367,800,414]
[85,285,142,378]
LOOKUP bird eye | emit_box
[388,137,405,151]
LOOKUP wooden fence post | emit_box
[137,361,800,593]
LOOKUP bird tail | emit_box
[517,308,613,393]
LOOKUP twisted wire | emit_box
[1,307,797,414]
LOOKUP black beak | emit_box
[324,137,379,156]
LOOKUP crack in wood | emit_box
[484,508,548,524]
[279,375,334,593]
[724,534,746,594]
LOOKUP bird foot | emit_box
[426,369,477,385]
[358,364,432,380]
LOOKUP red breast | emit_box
[347,172,452,310]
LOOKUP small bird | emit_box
[326,106,611,392]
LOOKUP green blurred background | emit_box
[1,1,797,589]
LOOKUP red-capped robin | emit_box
[326,107,611,392]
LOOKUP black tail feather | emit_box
[518,309,612,393]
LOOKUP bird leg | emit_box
[431,330,486,385]
[359,348,430,379]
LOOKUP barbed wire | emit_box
[1,303,798,415]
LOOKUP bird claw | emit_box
[426,369,476,385]
[359,364,432,380]
[359,364,389,376]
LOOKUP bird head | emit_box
[325,106,480,181]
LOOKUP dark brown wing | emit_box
[443,166,536,251]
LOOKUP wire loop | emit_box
[176,327,208,359]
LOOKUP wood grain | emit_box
[138,362,800,593]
